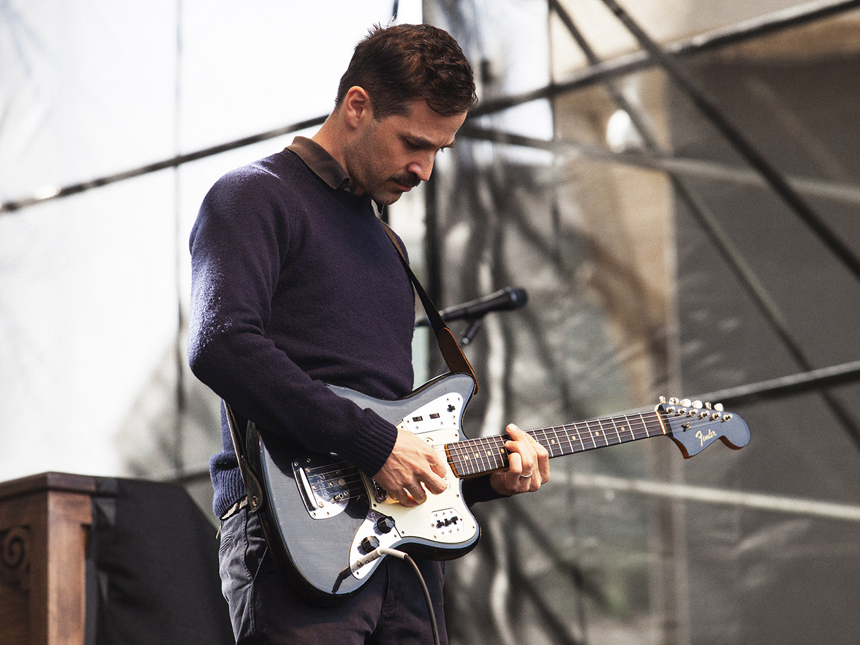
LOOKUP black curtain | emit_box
[86,477,233,645]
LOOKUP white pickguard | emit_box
[348,393,479,578]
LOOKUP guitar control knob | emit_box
[376,516,396,534]
[360,535,380,554]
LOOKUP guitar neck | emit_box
[446,410,666,478]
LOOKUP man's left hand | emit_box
[490,424,550,496]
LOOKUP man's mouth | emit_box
[391,175,420,192]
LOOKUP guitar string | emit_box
[303,411,724,484]
[446,413,661,468]
[309,412,729,481]
[299,412,733,493]
[447,411,735,475]
[297,446,454,505]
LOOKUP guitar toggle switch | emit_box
[435,516,459,529]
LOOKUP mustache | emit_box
[391,173,421,188]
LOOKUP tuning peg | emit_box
[680,398,691,407]
[704,401,712,410]
[714,403,724,412]
[692,400,703,409]
[659,395,667,404]
[669,397,680,405]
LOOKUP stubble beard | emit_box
[345,123,420,206]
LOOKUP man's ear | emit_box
[342,86,373,128]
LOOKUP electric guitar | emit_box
[243,372,750,605]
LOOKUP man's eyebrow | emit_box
[405,134,457,150]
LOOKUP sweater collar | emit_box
[286,136,355,193]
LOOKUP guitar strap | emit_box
[379,219,479,394]
[224,402,265,514]
[222,215,479,517]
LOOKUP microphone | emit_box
[416,286,528,327]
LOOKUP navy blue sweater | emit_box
[188,142,415,518]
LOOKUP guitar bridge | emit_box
[292,456,356,519]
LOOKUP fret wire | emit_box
[478,437,492,472]
[446,409,675,478]
[556,425,576,451]
[574,421,588,449]
[536,428,551,456]
[444,444,459,476]
[470,440,486,474]
[602,418,614,444]
[548,411,662,455]
[490,437,502,469]
[451,444,466,476]
[463,440,478,476]
[615,417,631,443]
[484,437,498,472]
[547,426,576,456]
[532,428,548,452]
[595,418,608,447]
[595,417,609,446]
[643,412,660,436]
[583,420,599,449]
[530,429,544,454]
[586,420,599,448]
[488,437,508,470]
[562,424,577,454]
[453,441,475,476]
[539,427,558,457]
[488,436,501,470]
[470,438,483,474]
[641,413,653,437]
[593,419,607,446]
[608,415,623,444]
[572,421,587,451]
[551,426,565,456]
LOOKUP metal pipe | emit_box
[564,471,860,522]
[694,360,860,406]
[457,126,860,207]
[599,0,860,282]
[472,0,860,117]
[4,1,857,215]
[0,116,326,214]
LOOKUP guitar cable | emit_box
[355,547,442,645]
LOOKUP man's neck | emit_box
[311,117,347,176]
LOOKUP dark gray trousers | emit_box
[218,507,449,644]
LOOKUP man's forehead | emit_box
[391,101,467,147]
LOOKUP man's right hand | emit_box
[372,429,448,507]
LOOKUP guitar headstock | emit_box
[656,396,750,458]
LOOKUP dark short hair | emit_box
[335,23,477,119]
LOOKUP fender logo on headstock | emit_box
[658,395,751,458]
[696,428,717,446]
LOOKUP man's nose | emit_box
[407,155,434,183]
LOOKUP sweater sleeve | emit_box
[187,166,398,477]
